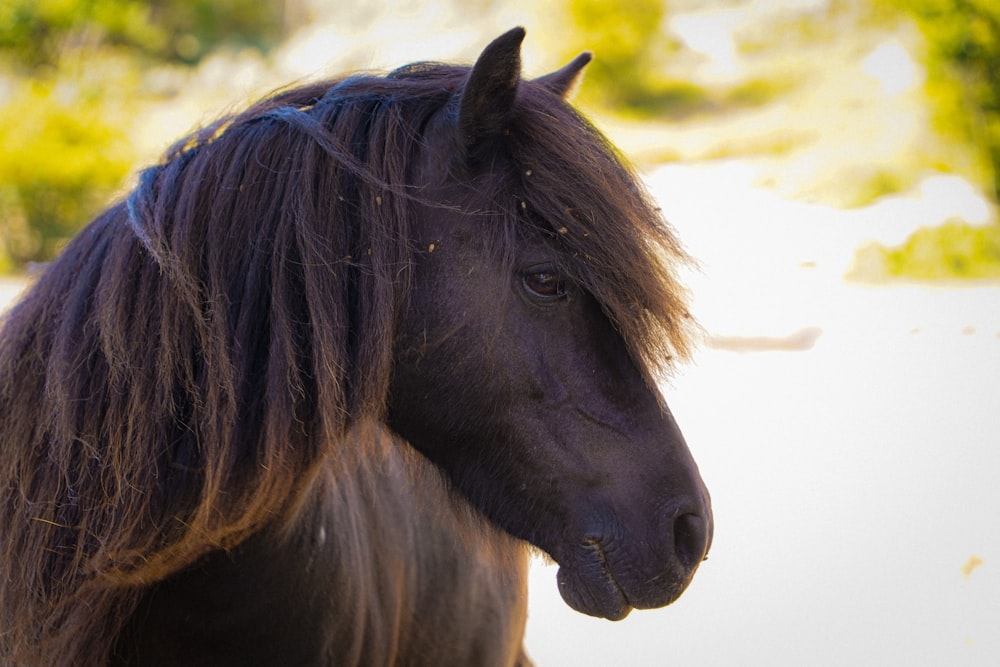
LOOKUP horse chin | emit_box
[555,564,633,621]
[552,536,696,620]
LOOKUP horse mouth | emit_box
[555,537,633,621]
[554,535,695,621]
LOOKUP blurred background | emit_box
[1,0,997,664]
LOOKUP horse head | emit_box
[388,28,713,621]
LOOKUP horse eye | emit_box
[522,269,566,301]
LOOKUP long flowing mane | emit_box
[0,58,692,665]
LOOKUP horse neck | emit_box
[113,425,531,667]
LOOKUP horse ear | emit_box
[458,27,526,155]
[534,52,593,99]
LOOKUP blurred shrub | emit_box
[883,221,1000,280]
[885,0,1000,201]
[0,0,298,271]
[564,0,711,117]
[0,77,134,266]
[852,220,1000,281]
[0,0,288,68]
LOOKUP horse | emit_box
[0,28,712,666]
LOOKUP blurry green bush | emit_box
[561,0,796,120]
[858,0,1000,281]
[562,0,712,117]
[0,0,287,68]
[0,0,294,271]
[0,76,133,269]
[884,0,1000,202]
[852,220,1000,281]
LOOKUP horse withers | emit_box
[0,28,711,666]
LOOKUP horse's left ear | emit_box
[534,52,593,99]
[458,27,525,156]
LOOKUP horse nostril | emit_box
[672,513,709,570]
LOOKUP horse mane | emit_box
[0,59,692,665]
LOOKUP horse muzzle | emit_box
[553,502,713,620]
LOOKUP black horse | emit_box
[0,28,712,666]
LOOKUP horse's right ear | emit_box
[457,27,525,158]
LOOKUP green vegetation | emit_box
[561,0,799,119]
[847,0,1000,282]
[884,0,1000,201]
[843,168,909,209]
[562,0,710,117]
[722,77,796,109]
[0,0,288,68]
[0,75,134,266]
[0,0,296,271]
[853,220,1000,281]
